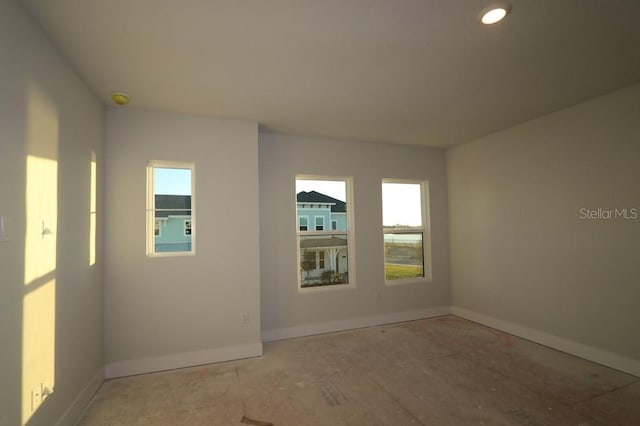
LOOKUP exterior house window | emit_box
[296,176,354,288]
[382,180,431,283]
[146,161,195,256]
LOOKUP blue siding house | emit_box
[297,191,349,286]
[154,195,192,252]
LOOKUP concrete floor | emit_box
[78,316,640,425]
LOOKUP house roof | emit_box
[297,191,346,213]
[300,237,347,249]
[155,195,191,218]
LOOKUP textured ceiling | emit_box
[21,0,640,147]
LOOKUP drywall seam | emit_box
[55,368,104,426]
[105,343,263,379]
[452,306,640,377]
[262,307,452,342]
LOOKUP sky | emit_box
[382,182,422,227]
[296,179,423,227]
[154,168,191,195]
[296,179,346,201]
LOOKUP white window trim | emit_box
[146,160,196,257]
[314,216,325,231]
[296,175,356,292]
[382,178,431,284]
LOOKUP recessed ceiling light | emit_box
[111,92,130,106]
[480,4,510,25]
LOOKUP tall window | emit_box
[296,177,353,288]
[146,161,195,256]
[382,180,430,282]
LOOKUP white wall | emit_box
[0,1,104,424]
[104,108,262,377]
[259,133,451,339]
[448,84,640,375]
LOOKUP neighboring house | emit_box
[155,195,192,252]
[297,191,349,285]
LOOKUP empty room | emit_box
[1,0,639,425]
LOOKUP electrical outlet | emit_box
[241,312,250,324]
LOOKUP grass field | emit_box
[385,263,423,280]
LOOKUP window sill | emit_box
[298,282,356,294]
[147,251,196,258]
[385,277,430,286]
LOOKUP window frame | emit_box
[296,175,356,291]
[314,216,325,231]
[381,178,431,285]
[146,160,196,257]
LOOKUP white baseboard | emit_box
[262,306,452,342]
[451,306,640,377]
[56,368,104,426]
[105,342,263,379]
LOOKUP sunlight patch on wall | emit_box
[24,156,57,285]
[90,154,97,266]
[22,82,58,424]
[22,155,58,424]
[22,279,56,422]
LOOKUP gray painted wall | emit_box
[0,0,104,424]
[104,108,262,375]
[448,84,640,366]
[259,133,451,335]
